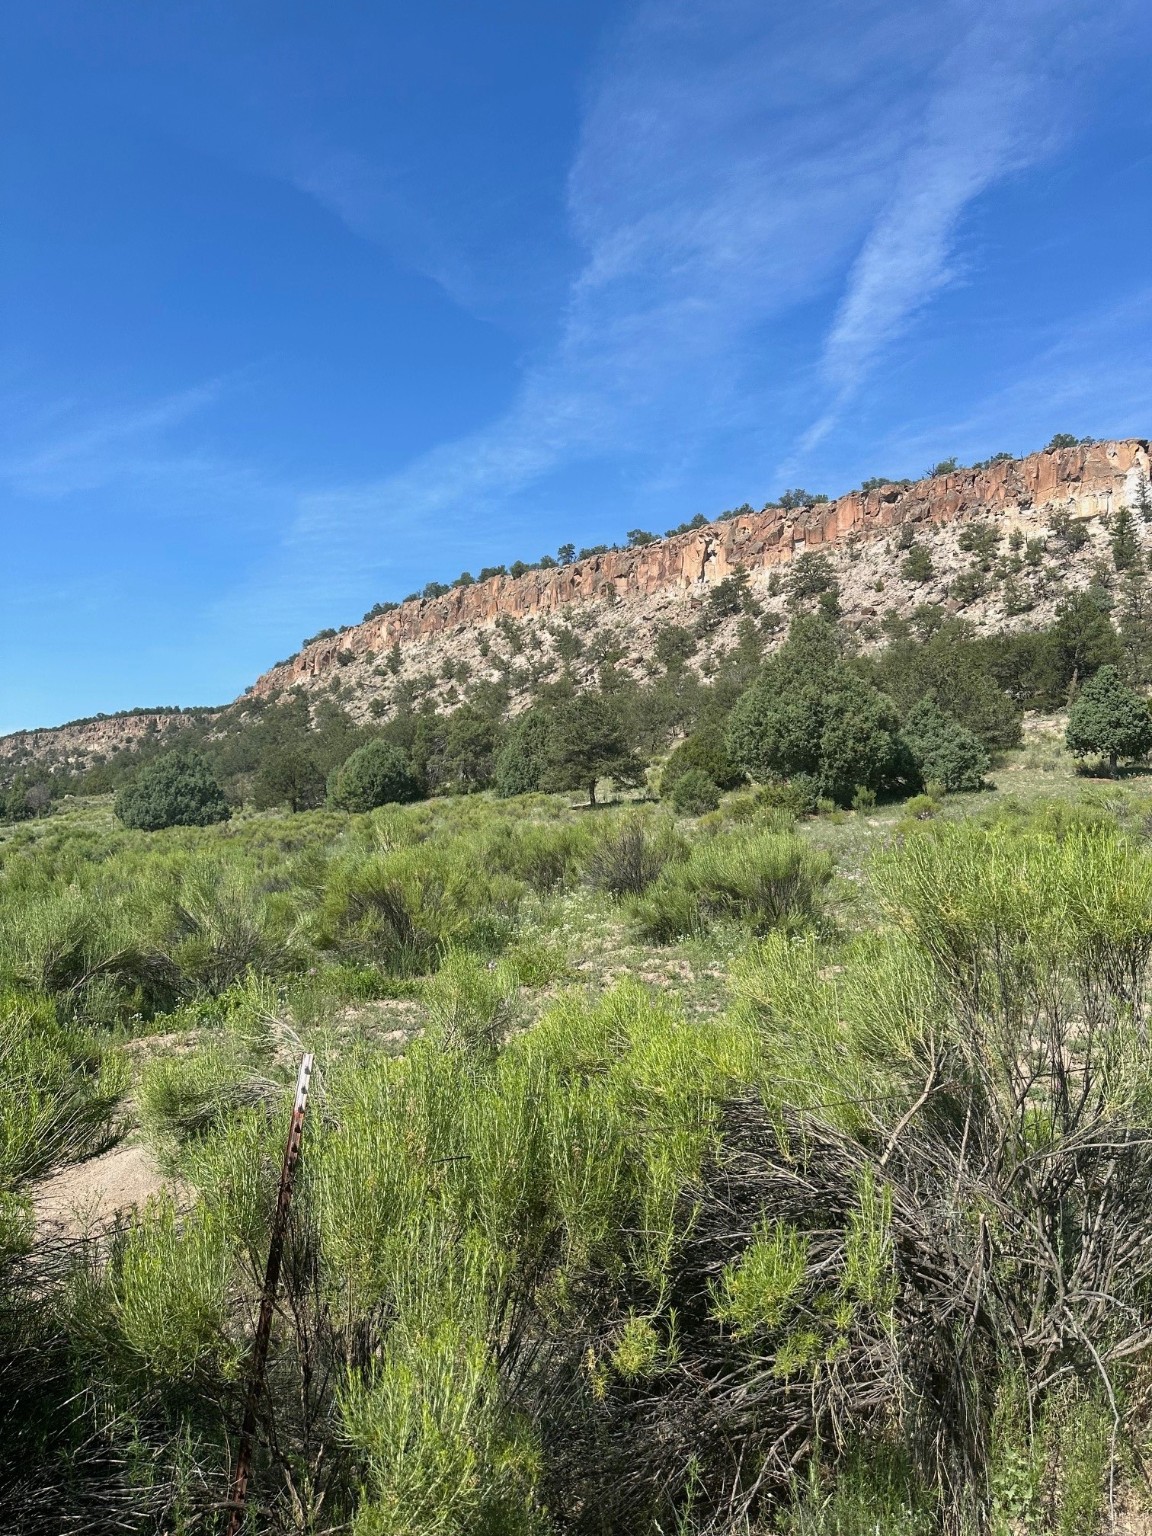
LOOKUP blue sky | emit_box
[3,0,1151,732]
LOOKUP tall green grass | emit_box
[0,991,126,1188]
[7,793,1152,1531]
[632,825,832,941]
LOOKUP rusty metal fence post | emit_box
[225,1051,314,1535]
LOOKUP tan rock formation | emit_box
[0,710,211,773]
[4,439,1149,772]
[249,438,1148,698]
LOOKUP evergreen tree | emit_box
[899,544,934,584]
[540,693,645,807]
[494,709,554,798]
[901,698,990,792]
[1117,568,1152,687]
[1047,592,1122,695]
[727,619,911,806]
[115,752,231,830]
[1065,665,1152,774]
[1,777,36,822]
[786,553,838,612]
[1111,505,1142,572]
[252,745,325,813]
[327,739,421,812]
[868,621,1022,749]
[441,708,502,792]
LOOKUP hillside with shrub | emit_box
[2,437,1149,806]
[5,436,1152,1532]
[5,712,1152,1531]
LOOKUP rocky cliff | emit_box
[5,438,1150,776]
[248,437,1151,718]
[0,710,214,777]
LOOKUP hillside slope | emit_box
[249,437,1149,711]
[4,438,1148,777]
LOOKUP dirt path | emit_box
[31,1141,181,1242]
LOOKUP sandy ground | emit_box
[31,1140,180,1242]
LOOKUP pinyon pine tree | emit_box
[541,692,645,806]
[1065,665,1152,774]
[115,751,231,830]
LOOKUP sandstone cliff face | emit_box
[249,439,1150,712]
[4,439,1150,774]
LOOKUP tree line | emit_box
[7,573,1148,830]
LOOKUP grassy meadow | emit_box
[4,720,1152,1534]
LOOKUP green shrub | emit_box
[781,1446,935,1535]
[659,729,744,797]
[901,697,990,792]
[162,864,300,993]
[668,768,720,816]
[313,844,523,974]
[632,828,831,941]
[756,777,818,816]
[328,740,422,811]
[138,1040,279,1150]
[586,815,684,897]
[477,817,592,893]
[421,948,518,1057]
[340,1306,542,1536]
[899,544,934,584]
[0,992,126,1186]
[0,885,181,1021]
[112,1196,244,1381]
[115,752,231,831]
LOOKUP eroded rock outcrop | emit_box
[5,439,1149,772]
[0,711,212,775]
[251,439,1149,697]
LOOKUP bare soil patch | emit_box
[31,1141,181,1243]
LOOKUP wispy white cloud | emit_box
[52,0,1143,651]
[288,145,487,315]
[0,379,225,499]
[277,0,1136,569]
[803,0,1135,448]
[233,0,953,625]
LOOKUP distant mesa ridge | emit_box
[3,437,1149,767]
[252,437,1149,694]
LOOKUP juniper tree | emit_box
[900,698,990,792]
[1065,665,1152,774]
[494,708,555,798]
[115,751,231,830]
[726,618,911,806]
[327,739,421,811]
